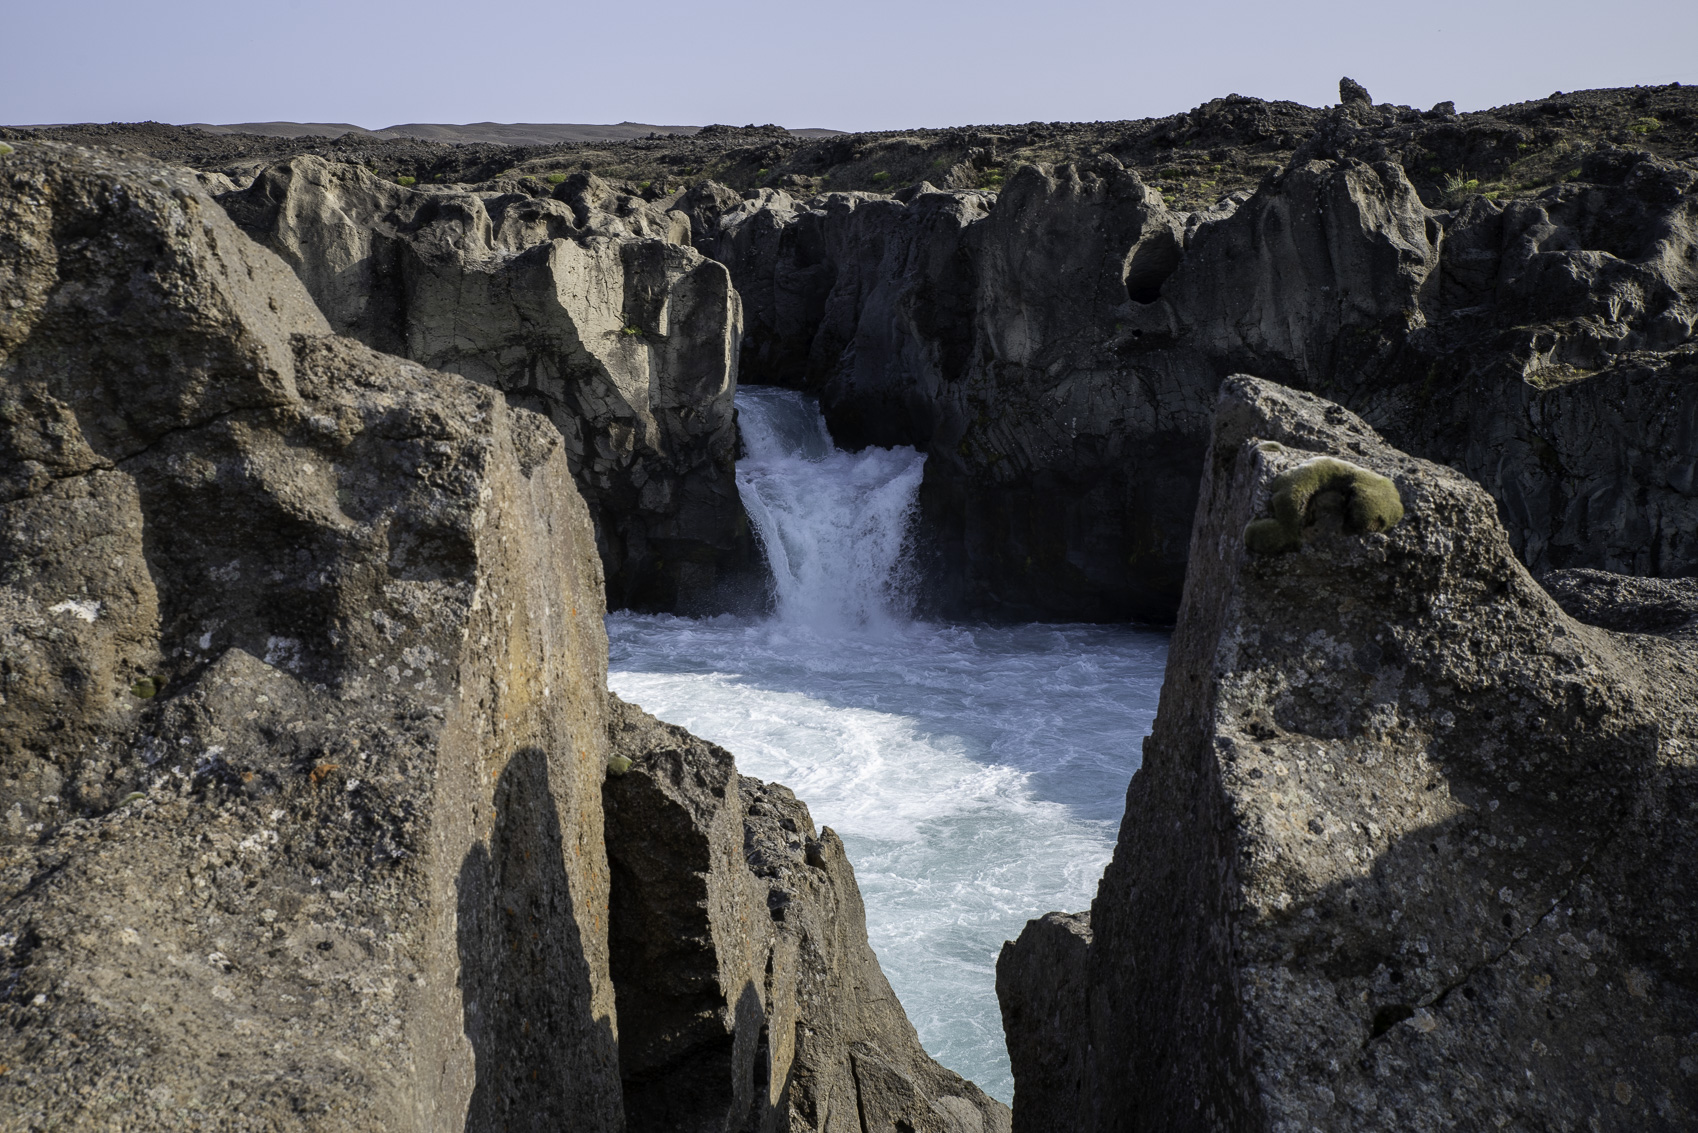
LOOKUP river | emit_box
[606,386,1167,1102]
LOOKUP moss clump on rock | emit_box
[1244,456,1403,554]
[129,675,167,699]
[606,754,634,777]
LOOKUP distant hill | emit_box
[185,121,845,144]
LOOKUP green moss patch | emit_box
[130,675,168,699]
[1244,456,1403,554]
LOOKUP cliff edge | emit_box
[0,140,1005,1133]
[999,376,1698,1130]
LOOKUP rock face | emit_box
[220,156,754,612]
[0,142,620,1129]
[0,140,1003,1133]
[997,376,1698,1131]
[688,165,1205,621]
[993,912,1090,1133]
[690,140,1697,621]
[604,694,1010,1133]
[1543,567,1698,640]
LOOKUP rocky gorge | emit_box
[0,142,1004,1132]
[1,76,1696,1131]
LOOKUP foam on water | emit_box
[606,387,1167,1102]
[733,387,927,631]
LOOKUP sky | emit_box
[5,0,1695,133]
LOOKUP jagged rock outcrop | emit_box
[0,142,620,1129]
[993,912,1090,1133]
[0,140,1002,1133]
[220,156,754,612]
[690,140,1697,621]
[687,163,1204,620]
[604,695,1010,1133]
[998,376,1698,1131]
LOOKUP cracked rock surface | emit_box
[998,376,1698,1131]
[219,157,755,613]
[605,694,1010,1133]
[0,141,622,1130]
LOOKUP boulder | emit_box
[994,912,1091,1133]
[220,158,755,612]
[604,695,1011,1133]
[0,142,620,1130]
[997,375,1698,1130]
[1339,77,1373,107]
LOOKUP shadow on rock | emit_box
[458,746,617,1133]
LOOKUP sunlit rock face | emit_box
[222,157,754,613]
[0,140,622,1130]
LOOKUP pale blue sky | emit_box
[6,0,1695,132]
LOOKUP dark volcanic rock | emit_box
[604,694,1010,1133]
[220,156,756,612]
[692,161,1205,620]
[994,912,1091,1133]
[0,141,621,1129]
[997,376,1698,1131]
[1542,567,1698,640]
[693,136,1697,621]
[1338,77,1373,108]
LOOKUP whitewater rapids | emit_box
[607,386,1166,1101]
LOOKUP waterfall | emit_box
[735,386,926,631]
[608,384,1167,1101]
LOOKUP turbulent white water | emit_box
[606,386,1167,1103]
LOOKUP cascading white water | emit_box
[735,387,927,628]
[606,386,1168,1103]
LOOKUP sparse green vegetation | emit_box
[130,675,167,699]
[1442,172,1480,196]
[622,325,643,336]
[1630,117,1663,135]
[0,143,12,157]
[1244,457,1404,555]
[872,170,891,182]
[396,175,417,187]
[546,172,568,184]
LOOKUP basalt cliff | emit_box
[679,86,1697,620]
[0,141,1006,1133]
[18,80,1693,622]
[997,377,1698,1130]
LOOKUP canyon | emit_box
[2,77,1696,1131]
